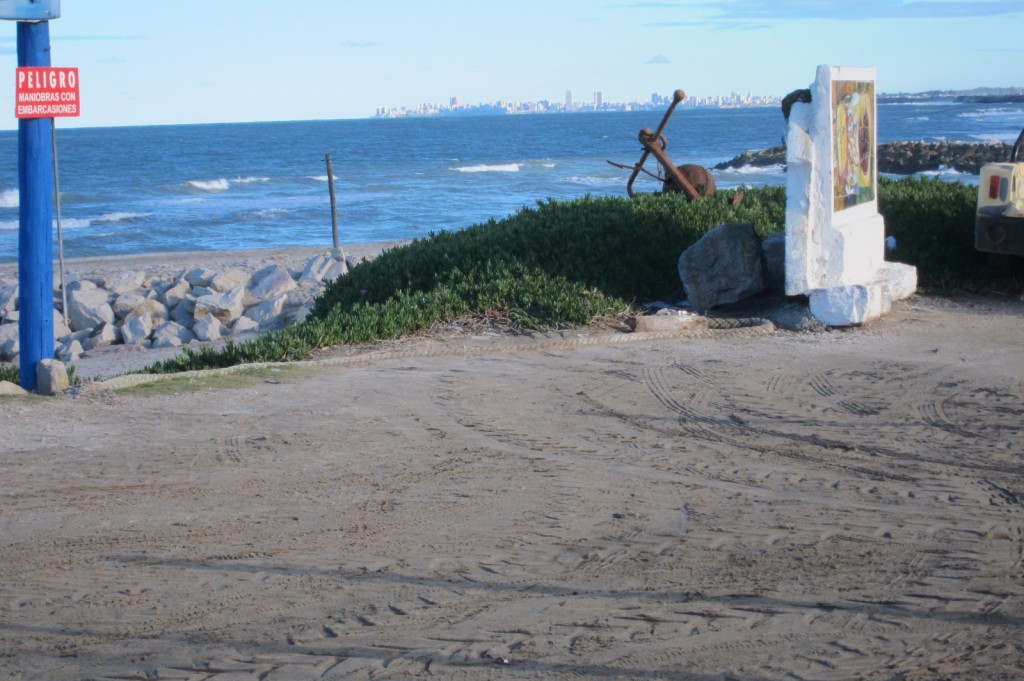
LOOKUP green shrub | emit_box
[0,363,17,384]
[878,177,986,290]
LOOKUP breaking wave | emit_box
[451,163,521,173]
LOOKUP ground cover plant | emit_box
[144,178,995,375]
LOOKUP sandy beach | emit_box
[1,245,1023,680]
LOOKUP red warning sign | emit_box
[15,67,80,118]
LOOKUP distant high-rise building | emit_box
[565,90,573,112]
[450,96,459,108]
[594,91,602,110]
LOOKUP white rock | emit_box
[83,321,121,350]
[193,312,225,342]
[210,268,250,293]
[0,283,17,314]
[105,270,145,294]
[112,292,152,319]
[67,288,115,332]
[53,309,71,339]
[323,259,349,282]
[184,267,217,287]
[0,323,19,362]
[57,339,84,362]
[0,380,28,396]
[244,293,287,328]
[151,321,195,349]
[169,298,196,326]
[36,358,70,395]
[193,286,245,325]
[121,311,154,345]
[299,254,333,283]
[162,278,191,309]
[245,265,297,306]
[66,279,98,292]
[231,316,260,335]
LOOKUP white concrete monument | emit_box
[785,65,917,326]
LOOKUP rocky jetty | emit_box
[0,248,369,367]
[715,140,1012,176]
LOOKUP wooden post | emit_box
[17,21,56,391]
[325,154,339,250]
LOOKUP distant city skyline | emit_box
[374,90,783,118]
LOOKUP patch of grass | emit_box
[119,364,302,395]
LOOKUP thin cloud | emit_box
[704,0,1023,21]
[647,54,672,64]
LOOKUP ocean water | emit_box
[1,101,1021,262]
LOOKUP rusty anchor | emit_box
[608,89,716,200]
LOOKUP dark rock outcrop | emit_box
[715,141,1012,176]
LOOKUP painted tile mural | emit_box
[832,80,875,212]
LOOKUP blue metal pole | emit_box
[17,21,55,391]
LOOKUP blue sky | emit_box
[1,0,1021,129]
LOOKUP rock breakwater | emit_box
[715,140,1012,176]
[0,245,394,370]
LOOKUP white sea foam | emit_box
[568,175,620,187]
[94,211,151,224]
[248,208,290,219]
[307,175,337,182]
[59,217,93,229]
[0,219,17,231]
[1,188,18,209]
[719,163,787,176]
[972,132,1021,144]
[452,163,521,173]
[188,178,231,192]
[232,176,271,184]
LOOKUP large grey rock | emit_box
[152,321,195,349]
[299,254,333,283]
[678,222,766,313]
[193,286,245,325]
[169,298,196,326]
[245,265,297,306]
[121,311,153,345]
[761,232,786,291]
[184,267,218,287]
[57,338,84,362]
[83,322,121,350]
[0,380,28,396]
[0,322,18,361]
[162,278,191,309]
[112,292,153,319]
[105,270,145,294]
[210,268,250,293]
[193,313,225,342]
[67,288,115,331]
[36,358,69,395]
[0,283,17,315]
[323,259,349,282]
[244,293,287,328]
[231,316,260,336]
[53,309,71,340]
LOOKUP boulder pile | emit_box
[0,249,358,366]
[715,140,1012,176]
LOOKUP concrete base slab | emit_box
[809,261,917,327]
